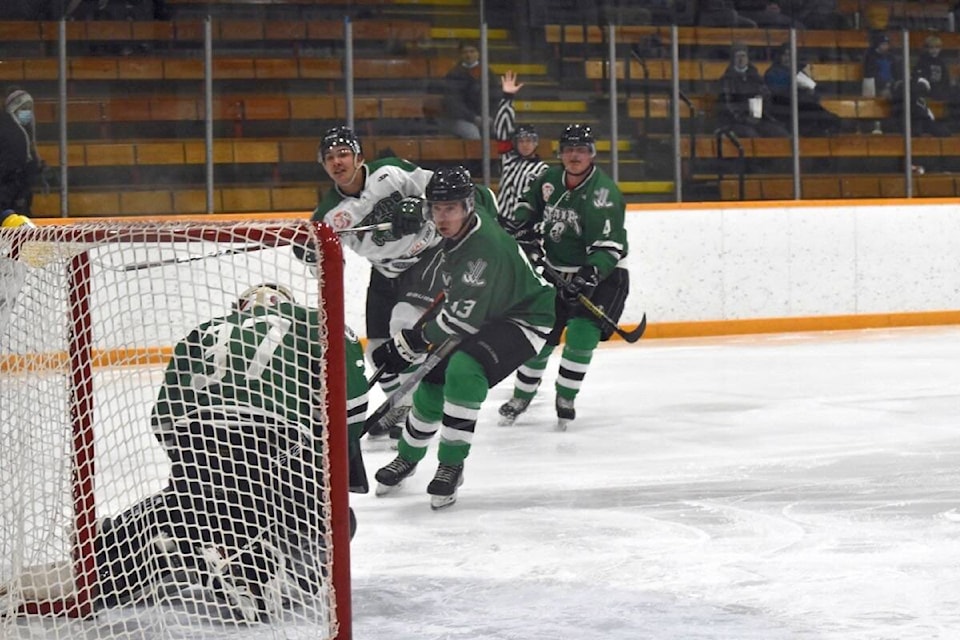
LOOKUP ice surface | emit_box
[351,326,960,640]
[6,325,960,639]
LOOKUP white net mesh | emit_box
[0,220,347,639]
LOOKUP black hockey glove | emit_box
[559,265,600,305]
[391,197,425,237]
[372,328,430,374]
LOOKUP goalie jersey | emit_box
[151,301,368,475]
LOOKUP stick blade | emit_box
[622,313,647,343]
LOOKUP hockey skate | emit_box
[555,396,576,431]
[427,463,464,510]
[498,396,531,426]
[374,456,418,496]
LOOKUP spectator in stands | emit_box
[800,0,848,29]
[764,44,845,136]
[716,43,789,138]
[862,32,898,99]
[698,0,757,27]
[0,88,47,215]
[440,40,492,140]
[890,77,952,138]
[914,35,959,130]
[0,0,45,18]
[751,1,803,28]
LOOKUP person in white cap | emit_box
[0,86,46,214]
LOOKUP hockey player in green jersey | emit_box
[499,124,630,430]
[310,125,440,437]
[0,284,370,621]
[371,166,555,509]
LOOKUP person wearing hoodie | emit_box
[764,44,845,137]
[0,88,46,214]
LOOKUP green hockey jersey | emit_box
[151,301,368,448]
[422,209,555,346]
[515,165,628,278]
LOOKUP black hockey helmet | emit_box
[318,125,362,161]
[513,123,539,145]
[558,123,596,156]
[425,166,475,217]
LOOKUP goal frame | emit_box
[4,220,352,639]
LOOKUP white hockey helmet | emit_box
[236,283,295,311]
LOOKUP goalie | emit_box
[1,283,369,622]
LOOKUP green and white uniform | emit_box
[311,155,438,403]
[509,163,630,409]
[398,203,556,466]
[515,164,628,276]
[84,303,369,613]
[312,157,437,279]
[152,301,369,491]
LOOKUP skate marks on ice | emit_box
[354,329,960,640]
[354,447,960,640]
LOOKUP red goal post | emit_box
[0,220,352,639]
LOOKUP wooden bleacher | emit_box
[546,24,958,53]
[718,172,960,200]
[0,18,431,46]
[34,136,489,170]
[625,95,947,125]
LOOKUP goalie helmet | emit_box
[318,125,362,161]
[558,123,596,157]
[236,283,295,311]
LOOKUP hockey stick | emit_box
[110,223,394,272]
[541,263,647,343]
[336,221,392,234]
[116,244,266,272]
[361,336,462,437]
[367,290,446,387]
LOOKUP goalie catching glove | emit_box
[372,327,430,374]
[559,264,599,305]
[391,197,425,236]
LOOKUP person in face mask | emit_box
[0,87,46,215]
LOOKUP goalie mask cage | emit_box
[0,220,352,640]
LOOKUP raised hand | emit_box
[501,70,524,95]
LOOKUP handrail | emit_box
[715,127,745,201]
[678,90,697,176]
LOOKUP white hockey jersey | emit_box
[313,157,438,278]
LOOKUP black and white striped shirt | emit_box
[494,96,549,231]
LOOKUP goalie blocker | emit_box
[1,284,369,622]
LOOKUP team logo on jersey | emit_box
[330,210,352,230]
[593,187,614,209]
[544,208,582,239]
[462,260,487,287]
[541,182,555,201]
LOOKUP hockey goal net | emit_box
[0,220,351,639]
